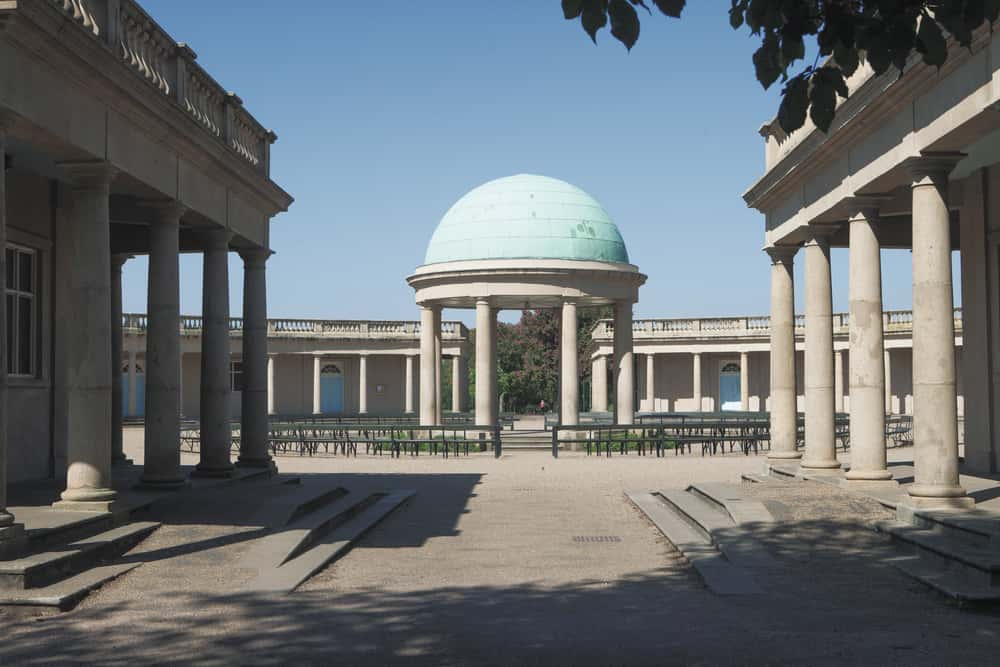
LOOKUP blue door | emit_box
[122,370,145,416]
[720,362,741,411]
[320,364,344,414]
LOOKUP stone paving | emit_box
[1,431,998,665]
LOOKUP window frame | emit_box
[229,359,244,392]
[6,243,37,378]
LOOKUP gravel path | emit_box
[1,434,998,665]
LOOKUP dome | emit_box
[423,174,630,265]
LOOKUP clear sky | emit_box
[123,1,952,326]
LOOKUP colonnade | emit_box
[766,155,970,507]
[0,152,276,527]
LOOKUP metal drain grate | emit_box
[572,536,623,544]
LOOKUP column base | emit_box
[767,451,803,462]
[112,455,134,467]
[236,457,277,473]
[905,484,973,509]
[800,459,842,473]
[191,462,235,478]
[902,495,975,510]
[844,469,894,482]
[0,523,27,559]
[54,487,118,512]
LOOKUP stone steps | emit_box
[0,562,141,618]
[244,489,415,593]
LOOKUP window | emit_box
[230,360,244,391]
[6,245,36,377]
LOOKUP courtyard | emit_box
[0,431,997,665]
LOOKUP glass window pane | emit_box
[5,294,13,373]
[18,252,32,293]
[18,296,32,375]
[5,249,13,290]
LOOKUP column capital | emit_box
[764,245,797,265]
[903,152,965,184]
[111,253,133,271]
[58,161,119,191]
[201,227,233,251]
[844,194,893,221]
[238,247,273,266]
[140,199,187,225]
[803,224,837,247]
[474,297,492,307]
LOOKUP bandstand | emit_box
[407,174,646,427]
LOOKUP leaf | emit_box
[833,42,860,77]
[609,0,640,50]
[916,13,948,68]
[777,74,809,134]
[730,4,744,30]
[753,33,783,90]
[581,0,609,43]
[562,0,584,19]
[651,0,685,18]
[809,69,838,132]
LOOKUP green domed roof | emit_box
[424,174,629,265]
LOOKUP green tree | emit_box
[561,0,999,133]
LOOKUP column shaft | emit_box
[614,302,634,424]
[111,254,129,464]
[358,355,368,414]
[266,356,275,415]
[561,301,579,426]
[884,349,893,414]
[451,355,461,413]
[433,309,442,424]
[692,353,702,412]
[140,201,186,488]
[645,353,655,412]
[238,249,272,468]
[194,229,234,477]
[419,305,438,424]
[907,156,968,505]
[405,355,415,414]
[740,351,750,411]
[834,350,845,413]
[767,247,800,460]
[801,231,839,470]
[592,354,608,413]
[313,356,322,414]
[475,300,495,425]
[56,163,120,508]
[127,349,137,416]
[845,205,893,481]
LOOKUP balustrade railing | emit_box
[593,308,963,340]
[44,0,274,176]
[122,314,467,338]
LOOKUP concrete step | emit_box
[626,490,761,595]
[884,554,1000,604]
[0,562,141,618]
[245,490,415,593]
[876,520,1000,592]
[0,521,159,591]
[896,505,1000,551]
[247,478,349,529]
[688,482,776,525]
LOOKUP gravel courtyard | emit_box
[1,431,998,666]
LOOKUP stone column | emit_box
[800,228,840,471]
[844,201,893,482]
[358,354,368,414]
[692,353,702,412]
[419,304,438,424]
[906,154,970,506]
[740,351,750,411]
[0,126,24,543]
[490,307,499,417]
[451,355,462,413]
[312,355,322,414]
[884,349,893,414]
[54,163,120,509]
[645,353,655,412]
[111,254,130,465]
[127,349,137,416]
[266,356,275,415]
[138,201,186,489]
[614,302,634,424]
[767,247,800,461]
[433,310,442,424]
[592,354,608,413]
[475,299,495,425]
[834,349,845,413]
[404,354,415,414]
[194,229,234,478]
[55,168,117,501]
[237,248,273,469]
[560,300,579,426]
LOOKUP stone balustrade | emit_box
[593,308,963,341]
[122,314,468,340]
[46,0,274,175]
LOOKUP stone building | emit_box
[0,0,291,555]
[745,23,1000,506]
[120,314,470,419]
[590,310,963,417]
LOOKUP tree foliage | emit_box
[562,0,1000,134]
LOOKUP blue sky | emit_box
[123,1,945,325]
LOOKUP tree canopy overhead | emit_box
[561,1,1000,134]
